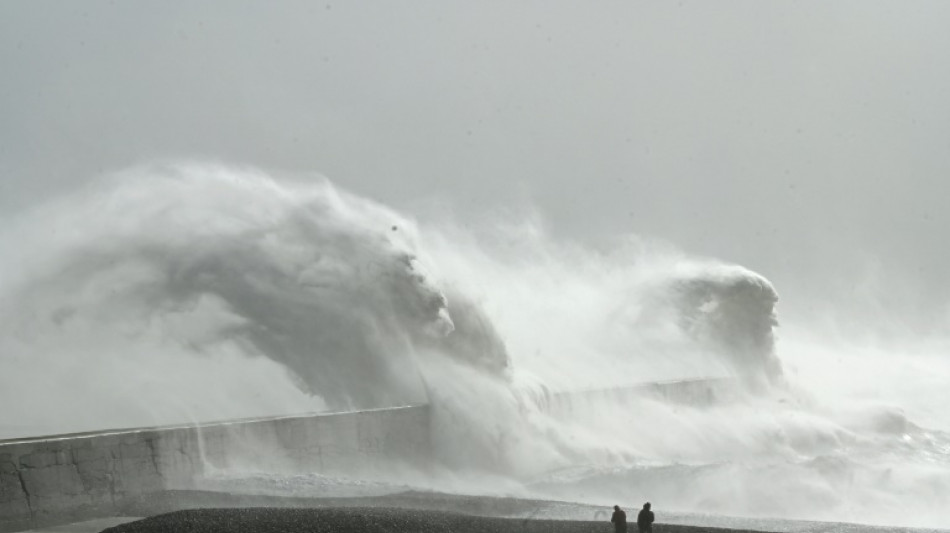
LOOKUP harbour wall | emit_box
[0,378,735,533]
[0,405,430,533]
[543,377,738,415]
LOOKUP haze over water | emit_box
[2,1,950,529]
[2,164,948,529]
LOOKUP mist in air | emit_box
[1,164,948,528]
[2,1,950,529]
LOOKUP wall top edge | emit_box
[0,403,429,446]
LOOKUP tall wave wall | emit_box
[2,163,948,528]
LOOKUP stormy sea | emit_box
[2,164,948,531]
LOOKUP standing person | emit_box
[637,502,654,533]
[611,505,627,533]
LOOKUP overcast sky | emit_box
[2,1,949,333]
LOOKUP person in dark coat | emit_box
[637,502,654,533]
[610,505,627,533]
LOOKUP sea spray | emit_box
[0,163,445,431]
[2,163,948,527]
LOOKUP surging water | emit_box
[414,211,950,528]
[1,163,947,528]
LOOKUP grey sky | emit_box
[2,1,949,332]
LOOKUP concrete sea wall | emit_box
[0,379,730,532]
[543,378,738,416]
[0,406,429,533]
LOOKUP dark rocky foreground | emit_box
[98,490,943,533]
[101,507,761,533]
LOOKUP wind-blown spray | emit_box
[1,163,947,528]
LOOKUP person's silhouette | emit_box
[610,505,627,533]
[637,502,654,533]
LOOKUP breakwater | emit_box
[0,379,736,533]
[542,378,738,415]
[0,406,430,533]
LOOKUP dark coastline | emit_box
[97,490,948,533]
[101,507,760,533]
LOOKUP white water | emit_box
[1,163,948,528]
